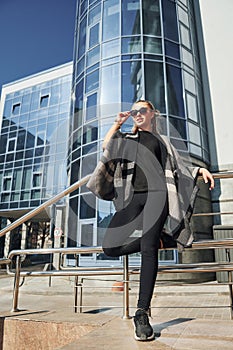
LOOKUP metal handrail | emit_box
[0,174,91,238]
[0,171,232,239]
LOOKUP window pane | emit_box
[85,69,99,93]
[122,0,140,35]
[165,40,180,60]
[22,168,32,189]
[21,94,31,114]
[166,65,185,117]
[40,94,49,108]
[7,138,16,152]
[86,93,97,121]
[103,0,120,41]
[3,178,12,191]
[88,3,101,25]
[78,16,87,58]
[102,39,120,59]
[122,61,142,104]
[89,23,99,48]
[184,71,196,94]
[80,195,96,219]
[143,37,162,54]
[87,45,100,67]
[12,169,22,190]
[180,24,191,49]
[3,100,12,117]
[121,37,141,54]
[144,61,165,113]
[169,117,187,139]
[142,0,161,36]
[162,0,179,42]
[188,122,201,144]
[33,173,42,187]
[182,48,194,69]
[12,103,21,115]
[186,93,198,122]
[189,143,202,157]
[178,5,189,27]
[100,64,120,105]
[80,223,94,255]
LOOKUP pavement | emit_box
[1,270,233,349]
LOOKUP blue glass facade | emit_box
[0,64,72,215]
[67,0,210,262]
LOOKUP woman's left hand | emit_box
[198,168,215,190]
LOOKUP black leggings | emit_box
[103,191,168,311]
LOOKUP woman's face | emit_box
[131,101,154,131]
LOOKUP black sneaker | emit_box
[133,309,155,341]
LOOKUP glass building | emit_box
[0,62,73,254]
[67,0,213,264]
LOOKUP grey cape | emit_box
[87,130,200,248]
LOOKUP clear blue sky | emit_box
[0,0,77,91]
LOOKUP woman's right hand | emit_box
[115,111,131,126]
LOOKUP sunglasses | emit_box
[130,107,153,118]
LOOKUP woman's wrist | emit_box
[114,119,121,128]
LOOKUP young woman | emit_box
[87,100,214,341]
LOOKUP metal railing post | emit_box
[123,255,130,319]
[11,255,21,312]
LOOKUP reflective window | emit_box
[12,169,22,190]
[21,95,31,114]
[80,223,94,254]
[121,37,141,54]
[87,45,100,67]
[32,173,42,188]
[75,79,84,112]
[80,0,88,18]
[182,48,194,69]
[143,37,162,54]
[78,16,87,58]
[166,65,185,117]
[7,137,16,152]
[86,93,97,121]
[122,61,142,103]
[162,0,179,42]
[169,117,187,139]
[189,143,202,157]
[80,195,96,219]
[102,39,120,58]
[22,168,32,189]
[88,3,101,25]
[85,69,99,93]
[3,100,12,117]
[184,71,196,94]
[122,0,140,35]
[165,40,180,60]
[12,103,21,115]
[178,5,189,27]
[40,94,49,108]
[188,122,201,144]
[186,93,198,122]
[100,64,120,105]
[103,0,120,41]
[180,24,191,49]
[142,0,161,36]
[89,23,99,48]
[144,61,165,113]
[3,175,12,191]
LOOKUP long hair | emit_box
[131,99,160,134]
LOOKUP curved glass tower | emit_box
[67,0,211,260]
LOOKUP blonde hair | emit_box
[131,99,160,134]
